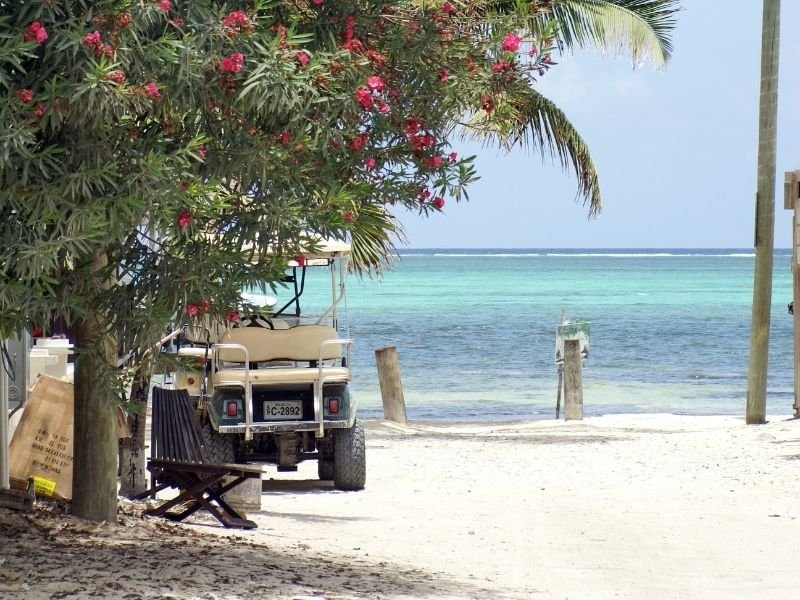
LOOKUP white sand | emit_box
[2,414,799,599]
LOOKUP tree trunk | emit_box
[746,0,780,424]
[71,252,119,523]
[118,370,151,498]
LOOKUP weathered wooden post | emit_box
[375,346,407,424]
[555,318,589,420]
[563,339,584,421]
[784,170,800,417]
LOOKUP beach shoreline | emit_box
[2,414,799,599]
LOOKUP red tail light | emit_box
[327,398,339,414]
[226,401,238,417]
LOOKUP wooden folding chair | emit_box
[136,387,262,529]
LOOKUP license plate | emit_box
[262,400,302,420]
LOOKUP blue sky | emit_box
[400,2,800,249]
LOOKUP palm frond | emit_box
[348,204,405,276]
[461,87,601,215]
[547,0,681,67]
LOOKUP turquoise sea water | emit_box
[301,249,795,421]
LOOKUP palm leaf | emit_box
[347,204,405,275]
[462,87,601,215]
[545,0,681,67]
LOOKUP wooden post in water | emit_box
[375,346,407,424]
[563,339,583,421]
[784,170,800,417]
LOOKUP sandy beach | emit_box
[2,414,800,599]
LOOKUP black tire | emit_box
[333,419,366,491]
[202,422,236,464]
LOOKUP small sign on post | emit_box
[555,319,590,420]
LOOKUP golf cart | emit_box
[175,239,365,491]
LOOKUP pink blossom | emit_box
[405,118,421,135]
[83,31,101,48]
[178,210,192,229]
[439,68,448,82]
[433,197,445,209]
[355,86,373,110]
[33,103,46,117]
[491,60,512,73]
[365,156,377,170]
[377,100,390,115]
[501,33,521,53]
[294,255,306,267]
[442,2,455,14]
[15,89,33,104]
[222,10,252,35]
[313,0,324,4]
[449,152,458,162]
[197,145,207,159]
[144,81,161,100]
[366,75,384,92]
[226,310,240,323]
[296,51,310,68]
[186,304,199,317]
[198,300,210,314]
[159,0,171,11]
[220,52,245,74]
[106,70,125,84]
[24,22,48,44]
[278,131,292,145]
[342,210,354,223]
[423,155,443,169]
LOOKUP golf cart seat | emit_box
[211,325,352,388]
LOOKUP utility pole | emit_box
[746,0,781,424]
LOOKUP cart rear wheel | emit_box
[333,419,366,491]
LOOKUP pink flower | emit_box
[278,131,292,145]
[449,152,458,162]
[197,145,207,159]
[198,300,210,314]
[366,75,384,92]
[106,70,125,84]
[492,60,512,73]
[222,10,252,35]
[419,189,431,199]
[24,22,48,44]
[186,304,199,317]
[294,255,306,267]
[423,155,443,169]
[439,68,448,82]
[313,0,324,4]
[116,13,133,28]
[83,30,101,48]
[342,210,354,223]
[442,2,455,14]
[405,118,421,135]
[226,310,240,323]
[365,156,377,170]
[15,89,34,104]
[432,197,445,209]
[501,33,521,53]
[144,81,161,100]
[378,101,390,115]
[355,86,373,110]
[296,51,310,68]
[348,136,364,152]
[159,0,171,11]
[33,103,46,117]
[220,52,245,74]
[178,210,192,229]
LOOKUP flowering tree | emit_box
[0,0,677,521]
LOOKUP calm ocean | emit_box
[304,249,796,421]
